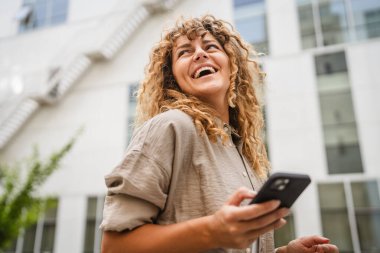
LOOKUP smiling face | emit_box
[171,32,230,110]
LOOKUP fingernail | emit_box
[273,200,281,207]
[281,208,290,216]
[249,190,256,195]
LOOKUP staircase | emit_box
[0,0,182,150]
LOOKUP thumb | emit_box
[226,187,256,206]
[300,235,330,248]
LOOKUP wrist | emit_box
[186,215,218,250]
[202,215,219,249]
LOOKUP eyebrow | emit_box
[175,43,192,53]
[174,39,218,54]
[202,39,217,44]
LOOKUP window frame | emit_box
[82,196,104,253]
[5,199,59,253]
[18,0,69,33]
[317,178,380,253]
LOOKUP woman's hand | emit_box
[277,235,339,253]
[207,187,289,249]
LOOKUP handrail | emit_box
[0,0,183,150]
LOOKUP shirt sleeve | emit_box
[100,150,171,232]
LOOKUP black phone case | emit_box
[250,172,311,208]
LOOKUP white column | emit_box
[293,183,323,236]
[266,0,301,56]
[55,195,87,253]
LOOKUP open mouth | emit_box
[192,66,218,79]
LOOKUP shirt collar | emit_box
[214,117,241,143]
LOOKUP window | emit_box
[126,83,138,145]
[83,196,104,253]
[274,213,296,248]
[315,51,363,174]
[318,0,350,46]
[262,106,270,159]
[233,0,269,54]
[3,240,17,253]
[298,1,317,48]
[297,0,380,48]
[318,183,354,253]
[18,0,69,32]
[350,0,380,40]
[351,181,380,252]
[319,180,380,253]
[6,199,59,253]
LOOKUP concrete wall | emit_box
[347,40,380,177]
[0,0,379,251]
[0,0,234,252]
[264,0,380,238]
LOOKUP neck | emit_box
[201,96,229,123]
[210,98,229,124]
[218,104,229,124]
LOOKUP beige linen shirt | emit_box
[100,109,274,253]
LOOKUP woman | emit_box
[100,15,339,253]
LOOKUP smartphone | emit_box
[249,172,311,208]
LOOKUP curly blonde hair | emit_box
[136,15,270,178]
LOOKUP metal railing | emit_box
[0,0,182,150]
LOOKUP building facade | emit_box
[0,0,379,253]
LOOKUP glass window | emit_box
[319,91,356,126]
[351,0,380,40]
[351,181,380,252]
[4,239,17,253]
[315,51,347,75]
[274,213,296,248]
[234,0,269,54]
[19,0,69,32]
[127,84,138,145]
[262,106,270,159]
[318,0,350,46]
[315,52,363,174]
[22,225,37,253]
[83,196,104,253]
[235,15,268,53]
[318,183,354,252]
[234,0,264,7]
[298,2,317,48]
[40,200,58,253]
[84,197,98,253]
[18,200,58,253]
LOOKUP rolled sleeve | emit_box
[99,150,171,232]
[100,194,160,232]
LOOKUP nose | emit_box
[193,48,208,62]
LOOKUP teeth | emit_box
[194,66,216,79]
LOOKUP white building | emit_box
[0,0,379,253]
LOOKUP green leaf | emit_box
[0,128,82,250]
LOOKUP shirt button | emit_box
[242,172,248,177]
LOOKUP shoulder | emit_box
[129,109,197,150]
[142,109,195,134]
[152,109,193,126]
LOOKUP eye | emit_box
[178,49,190,58]
[206,44,219,50]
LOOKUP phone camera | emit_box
[271,178,290,191]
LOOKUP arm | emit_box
[102,187,289,253]
[102,216,214,253]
